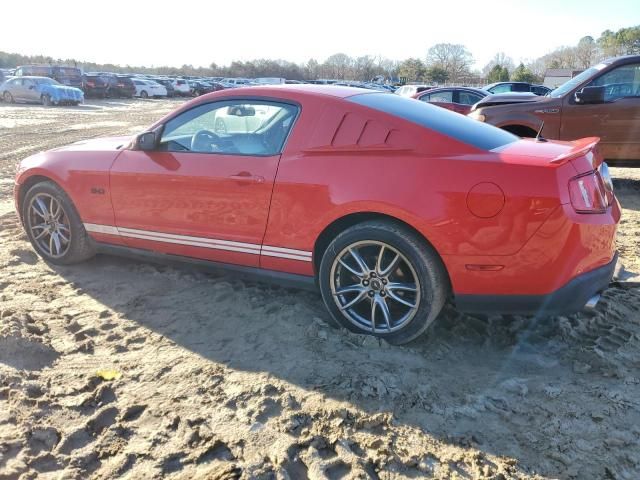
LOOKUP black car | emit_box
[92,73,136,98]
[483,82,551,96]
[82,74,109,98]
[189,80,215,96]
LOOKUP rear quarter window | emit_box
[349,93,518,150]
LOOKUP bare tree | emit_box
[426,43,473,82]
[575,36,597,68]
[482,52,515,77]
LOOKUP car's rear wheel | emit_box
[22,181,95,265]
[318,221,449,345]
[3,91,14,103]
[41,94,52,107]
[140,90,148,99]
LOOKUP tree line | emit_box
[1,25,637,84]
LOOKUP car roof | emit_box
[208,84,378,99]
[484,82,530,89]
[419,86,487,95]
[602,54,640,65]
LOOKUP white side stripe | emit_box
[83,223,313,262]
[262,245,313,257]
[84,223,119,235]
[118,227,261,252]
[260,251,314,262]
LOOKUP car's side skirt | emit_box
[83,223,313,262]
[94,242,318,292]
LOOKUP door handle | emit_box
[229,172,265,184]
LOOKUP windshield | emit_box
[548,64,607,98]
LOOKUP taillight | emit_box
[568,170,609,213]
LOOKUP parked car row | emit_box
[399,82,551,115]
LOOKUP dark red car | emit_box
[412,87,487,115]
[14,85,620,344]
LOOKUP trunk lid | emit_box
[493,137,603,173]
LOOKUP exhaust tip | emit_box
[584,294,601,311]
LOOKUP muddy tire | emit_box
[318,220,449,345]
[22,181,95,265]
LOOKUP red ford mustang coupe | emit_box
[14,85,620,344]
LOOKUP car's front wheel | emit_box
[319,221,449,344]
[22,181,95,265]
[3,91,14,103]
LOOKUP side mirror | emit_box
[136,131,157,151]
[575,86,605,104]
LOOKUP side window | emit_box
[425,90,453,103]
[458,91,483,105]
[489,84,511,94]
[588,63,640,101]
[159,100,299,156]
[512,83,530,92]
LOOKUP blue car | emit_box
[1,76,84,106]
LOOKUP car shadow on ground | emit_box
[46,247,640,479]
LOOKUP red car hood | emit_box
[51,136,132,152]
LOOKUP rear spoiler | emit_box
[550,137,601,166]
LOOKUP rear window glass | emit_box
[55,67,81,76]
[348,93,518,151]
[25,66,51,76]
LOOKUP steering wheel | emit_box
[191,129,221,152]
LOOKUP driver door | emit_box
[109,99,298,267]
[561,62,640,160]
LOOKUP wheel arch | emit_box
[313,211,451,289]
[16,174,67,221]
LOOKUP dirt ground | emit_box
[0,99,639,480]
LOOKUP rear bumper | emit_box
[455,252,617,315]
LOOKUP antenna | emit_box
[536,121,547,142]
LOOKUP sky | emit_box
[1,0,638,70]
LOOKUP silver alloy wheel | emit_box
[27,193,71,258]
[330,240,421,334]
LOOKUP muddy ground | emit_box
[0,99,639,480]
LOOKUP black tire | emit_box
[318,220,449,345]
[140,90,148,99]
[22,181,95,265]
[41,94,52,107]
[3,91,14,103]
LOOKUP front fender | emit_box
[15,150,117,228]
